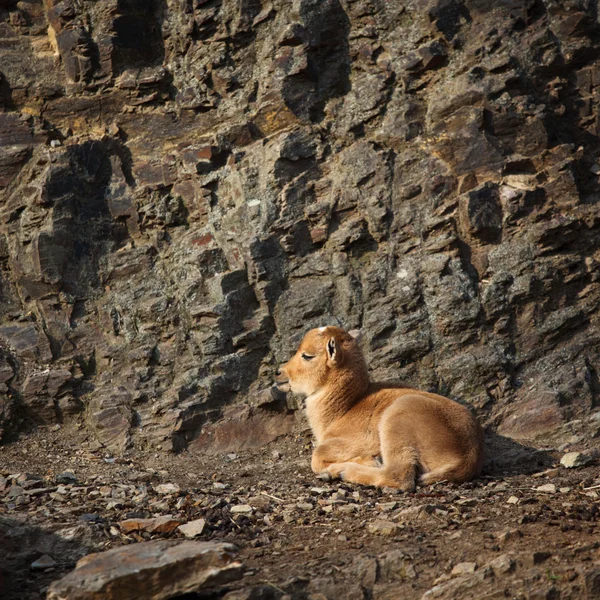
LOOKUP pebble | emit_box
[7,484,25,498]
[119,515,182,534]
[296,503,313,511]
[79,513,103,524]
[99,486,112,497]
[396,505,423,520]
[178,518,206,538]
[17,473,43,487]
[488,554,515,574]
[230,504,253,514]
[337,504,358,514]
[248,495,270,510]
[31,554,57,570]
[56,472,78,485]
[155,483,181,495]
[535,483,557,493]
[367,520,401,536]
[497,529,522,544]
[560,452,591,468]
[507,496,519,504]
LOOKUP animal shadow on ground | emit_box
[481,430,555,478]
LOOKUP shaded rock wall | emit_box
[1,0,600,452]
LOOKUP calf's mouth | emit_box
[275,380,291,392]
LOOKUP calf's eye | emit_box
[301,353,314,361]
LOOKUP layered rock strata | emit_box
[1,0,599,452]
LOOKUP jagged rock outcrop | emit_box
[1,0,600,452]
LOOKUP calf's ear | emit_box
[326,336,340,366]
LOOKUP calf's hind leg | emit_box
[325,403,422,491]
[327,447,418,491]
[374,404,422,491]
[326,412,419,491]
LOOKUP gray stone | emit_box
[31,554,57,570]
[560,452,592,468]
[56,472,78,485]
[487,554,515,575]
[178,518,206,538]
[535,483,557,493]
[230,504,253,514]
[46,541,242,600]
[367,520,401,536]
[155,483,181,495]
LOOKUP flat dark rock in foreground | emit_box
[46,540,242,600]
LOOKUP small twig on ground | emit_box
[261,491,285,503]
[267,582,287,594]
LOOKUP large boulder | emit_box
[46,540,242,600]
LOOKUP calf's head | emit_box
[276,326,367,396]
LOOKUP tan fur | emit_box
[276,326,484,490]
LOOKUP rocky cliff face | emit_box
[1,0,600,454]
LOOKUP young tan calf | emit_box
[276,326,484,490]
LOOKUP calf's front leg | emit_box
[311,437,378,473]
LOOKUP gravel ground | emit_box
[1,423,599,600]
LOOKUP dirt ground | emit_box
[1,422,599,600]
